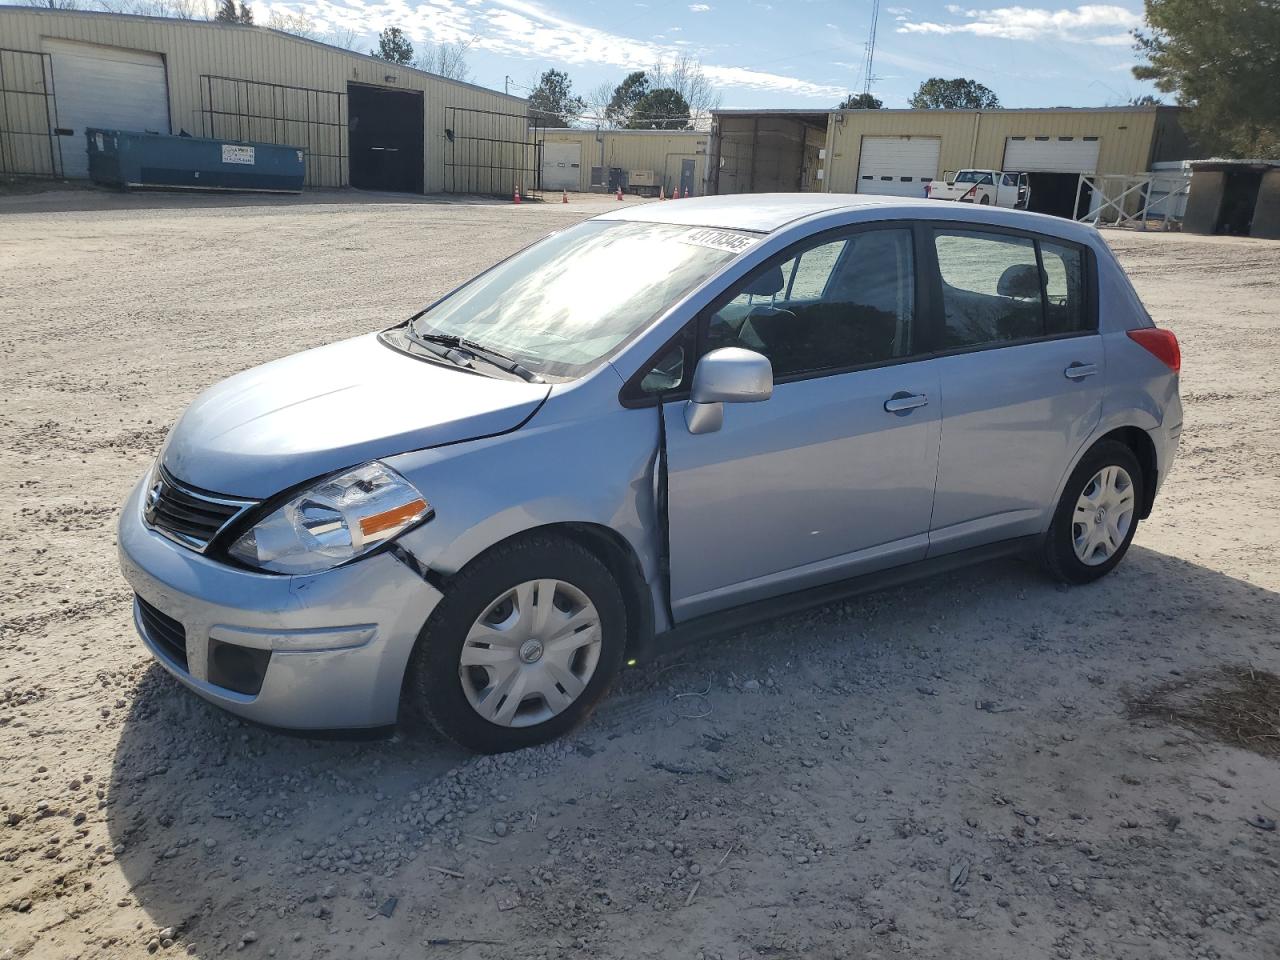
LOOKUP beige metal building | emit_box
[710,106,1191,218]
[0,6,531,194]
[538,128,708,196]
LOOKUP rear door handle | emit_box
[1064,362,1098,380]
[884,392,928,414]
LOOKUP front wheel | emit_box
[406,535,626,753]
[1042,440,1143,584]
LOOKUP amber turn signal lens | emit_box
[359,498,428,538]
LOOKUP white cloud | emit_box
[688,3,712,11]
[896,3,1142,45]
[270,0,846,99]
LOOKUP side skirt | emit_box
[650,535,1039,654]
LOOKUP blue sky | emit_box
[261,1,1164,112]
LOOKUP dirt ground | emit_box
[1,189,1278,960]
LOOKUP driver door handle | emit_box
[884,392,928,413]
[1064,362,1098,380]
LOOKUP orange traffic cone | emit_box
[616,185,623,200]
[562,189,569,204]
[513,185,521,204]
[683,186,690,198]
[669,185,678,200]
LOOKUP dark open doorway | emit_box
[1023,172,1091,219]
[347,84,424,194]
[1218,169,1263,235]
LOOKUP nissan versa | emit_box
[118,194,1182,753]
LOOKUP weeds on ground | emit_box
[1128,665,1280,758]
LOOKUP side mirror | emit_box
[685,347,773,434]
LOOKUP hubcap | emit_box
[459,579,602,728]
[1072,465,1135,566]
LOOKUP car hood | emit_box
[162,332,550,498]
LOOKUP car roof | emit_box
[594,192,1099,245]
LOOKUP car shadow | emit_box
[103,542,1280,954]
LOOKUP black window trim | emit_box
[919,220,1099,358]
[618,218,1099,408]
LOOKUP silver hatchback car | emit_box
[118,194,1182,752]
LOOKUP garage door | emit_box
[1003,136,1100,173]
[44,39,170,179]
[856,136,940,198]
[540,142,582,191]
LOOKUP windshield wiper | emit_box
[408,330,543,383]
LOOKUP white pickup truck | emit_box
[927,169,1030,208]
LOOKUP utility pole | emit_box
[504,75,511,96]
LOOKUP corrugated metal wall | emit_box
[539,129,707,194]
[824,108,1165,193]
[0,7,527,191]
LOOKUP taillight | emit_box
[1127,328,1181,373]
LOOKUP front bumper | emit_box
[117,479,443,729]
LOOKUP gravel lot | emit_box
[1,190,1278,960]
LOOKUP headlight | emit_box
[228,462,430,574]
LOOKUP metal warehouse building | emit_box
[538,128,707,197]
[709,105,1191,218]
[0,6,533,194]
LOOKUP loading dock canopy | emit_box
[710,110,830,195]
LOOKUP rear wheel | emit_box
[979,194,992,205]
[1042,440,1142,584]
[407,534,626,753]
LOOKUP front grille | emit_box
[144,466,255,552]
[136,595,188,670]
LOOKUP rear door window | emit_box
[932,229,1091,348]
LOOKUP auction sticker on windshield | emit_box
[678,228,759,255]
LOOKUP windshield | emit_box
[409,220,751,379]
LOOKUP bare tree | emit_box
[324,27,361,51]
[648,53,720,129]
[267,9,322,40]
[414,39,473,82]
[22,0,87,9]
[587,80,618,127]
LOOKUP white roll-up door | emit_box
[43,39,170,179]
[1003,136,1100,173]
[540,142,582,191]
[855,136,940,198]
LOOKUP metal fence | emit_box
[199,75,345,188]
[445,105,543,198]
[0,47,63,178]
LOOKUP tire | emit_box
[1042,440,1143,584]
[406,534,627,753]
[979,194,991,205]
